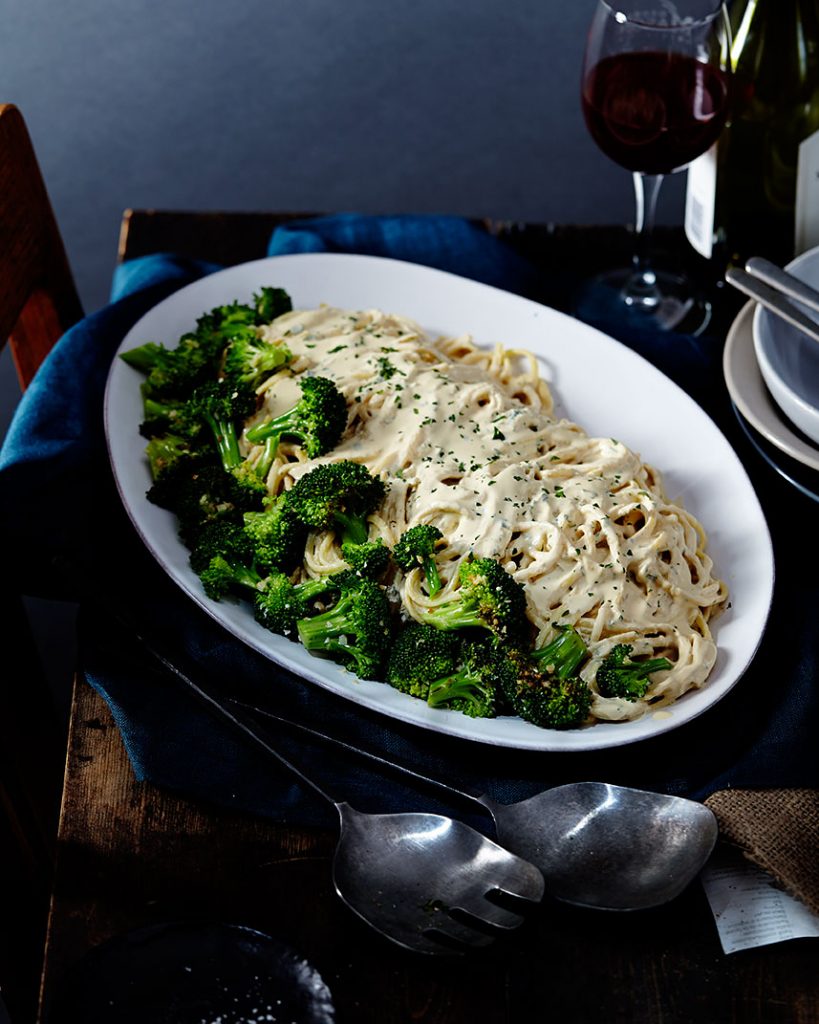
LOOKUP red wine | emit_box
[582,51,730,175]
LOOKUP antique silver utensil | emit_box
[726,257,819,346]
[143,640,544,954]
[236,701,718,912]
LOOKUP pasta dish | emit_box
[241,304,728,724]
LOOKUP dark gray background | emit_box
[4,0,689,312]
[1,0,688,427]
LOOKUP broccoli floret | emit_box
[340,538,390,580]
[296,578,392,679]
[253,571,309,637]
[393,524,444,596]
[495,638,592,729]
[243,494,307,572]
[386,622,461,699]
[198,553,263,602]
[596,644,673,701]
[416,556,528,642]
[203,291,289,338]
[426,640,499,719]
[514,673,593,729]
[245,376,348,460]
[120,325,225,399]
[386,626,499,718]
[222,336,291,390]
[122,290,292,399]
[148,460,260,546]
[253,572,305,636]
[144,433,203,484]
[531,625,589,679]
[253,286,293,323]
[253,569,350,637]
[228,458,271,504]
[194,538,331,634]
[138,388,207,440]
[286,461,386,546]
[188,519,256,576]
[119,341,172,376]
[186,378,258,472]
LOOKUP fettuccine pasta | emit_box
[243,304,728,723]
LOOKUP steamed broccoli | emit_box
[222,336,291,390]
[120,332,224,399]
[512,672,593,729]
[385,625,499,718]
[243,494,308,572]
[385,622,461,699]
[187,379,258,473]
[138,390,205,440]
[251,569,340,637]
[144,433,204,484]
[227,458,271,503]
[192,535,333,636]
[198,552,263,602]
[245,376,348,460]
[531,625,589,679]
[121,310,233,399]
[415,556,528,642]
[286,461,387,546]
[188,519,256,576]
[147,460,262,546]
[596,644,673,701]
[296,578,392,679]
[202,289,290,338]
[252,286,292,323]
[340,538,391,580]
[121,288,292,397]
[393,524,444,597]
[426,640,499,718]
[495,636,592,730]
[141,376,266,506]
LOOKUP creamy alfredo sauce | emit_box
[246,305,727,723]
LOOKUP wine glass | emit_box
[577,0,731,333]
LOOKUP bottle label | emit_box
[684,145,718,259]
[795,129,819,255]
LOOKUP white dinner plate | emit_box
[724,301,819,473]
[105,253,774,752]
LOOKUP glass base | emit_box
[572,266,712,337]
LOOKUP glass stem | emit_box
[623,172,664,311]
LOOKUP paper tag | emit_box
[795,128,819,254]
[701,849,819,954]
[685,145,718,259]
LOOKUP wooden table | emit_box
[37,213,819,1024]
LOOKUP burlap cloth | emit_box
[705,788,819,915]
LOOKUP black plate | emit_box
[48,922,335,1024]
[733,401,819,504]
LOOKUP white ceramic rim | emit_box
[726,302,819,473]
[752,253,819,447]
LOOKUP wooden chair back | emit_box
[0,102,82,386]
[0,101,83,1022]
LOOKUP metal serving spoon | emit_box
[236,702,718,912]
[144,641,545,954]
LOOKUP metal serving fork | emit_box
[141,638,545,954]
[233,700,718,912]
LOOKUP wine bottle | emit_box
[685,0,819,270]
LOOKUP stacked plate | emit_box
[724,251,819,504]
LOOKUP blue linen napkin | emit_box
[1,214,816,832]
